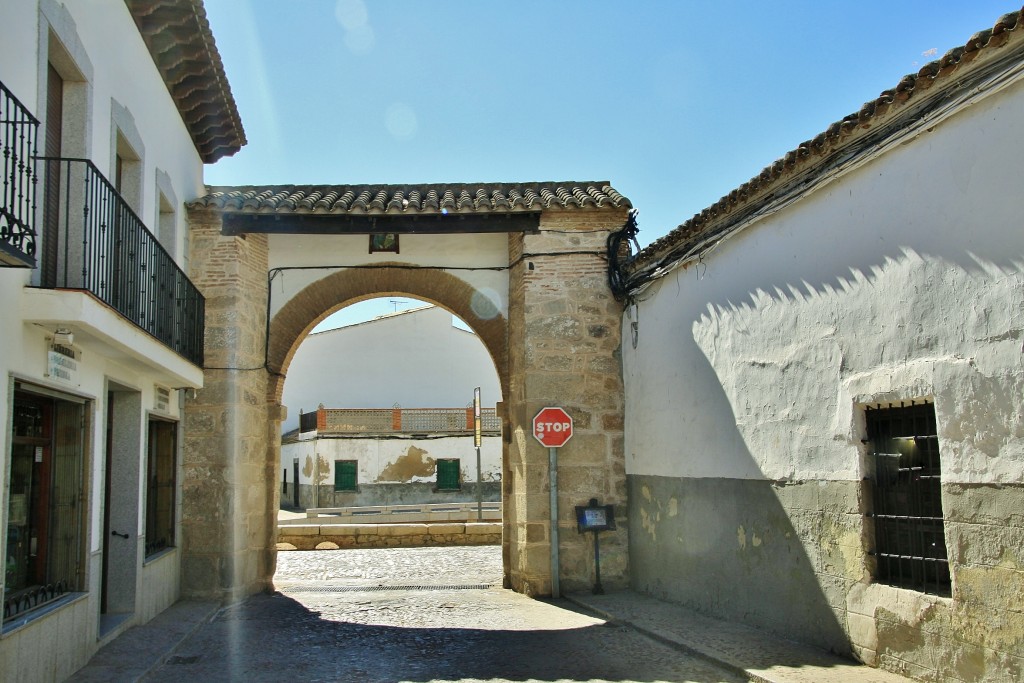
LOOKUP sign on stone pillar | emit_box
[506,209,630,597]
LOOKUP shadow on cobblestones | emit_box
[148,590,742,683]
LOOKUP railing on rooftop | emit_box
[0,80,39,268]
[35,157,204,366]
[303,406,501,435]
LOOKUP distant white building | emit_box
[281,304,503,433]
[281,304,503,508]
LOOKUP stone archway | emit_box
[264,266,514,587]
[182,184,631,602]
[265,265,509,403]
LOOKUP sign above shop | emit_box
[46,341,79,386]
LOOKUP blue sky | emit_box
[202,0,1016,328]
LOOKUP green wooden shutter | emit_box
[334,460,357,491]
[436,459,460,490]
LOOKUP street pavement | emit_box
[143,546,744,683]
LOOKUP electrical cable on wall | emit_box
[606,209,640,302]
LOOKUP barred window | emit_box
[865,401,950,596]
[334,460,357,492]
[436,459,461,491]
[145,418,177,557]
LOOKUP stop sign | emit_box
[533,407,573,447]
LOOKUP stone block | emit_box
[377,524,428,537]
[427,523,465,536]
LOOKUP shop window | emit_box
[145,418,177,557]
[865,401,951,596]
[436,459,461,491]
[4,389,87,625]
[334,460,357,492]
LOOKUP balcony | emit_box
[34,157,204,367]
[0,80,39,268]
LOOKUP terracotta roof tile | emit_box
[126,0,246,163]
[189,182,631,215]
[634,7,1024,271]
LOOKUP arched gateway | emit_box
[183,182,631,600]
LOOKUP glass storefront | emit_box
[4,388,86,624]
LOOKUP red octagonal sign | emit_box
[533,407,573,448]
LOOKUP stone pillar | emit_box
[506,209,630,595]
[182,209,274,601]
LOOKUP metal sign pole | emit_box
[549,445,560,598]
[592,529,604,595]
[474,387,482,521]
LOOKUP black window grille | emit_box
[865,401,950,596]
[436,459,461,491]
[334,460,357,492]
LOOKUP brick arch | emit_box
[266,265,508,405]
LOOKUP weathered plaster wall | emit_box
[280,305,502,433]
[281,435,502,508]
[623,72,1024,681]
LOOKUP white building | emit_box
[622,12,1024,681]
[281,304,502,433]
[0,1,243,680]
[281,304,503,508]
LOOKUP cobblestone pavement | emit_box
[145,546,743,683]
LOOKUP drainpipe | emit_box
[549,446,559,598]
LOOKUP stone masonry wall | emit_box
[506,209,630,596]
[184,208,275,601]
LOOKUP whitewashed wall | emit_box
[625,77,1024,486]
[281,305,502,432]
[267,232,510,322]
[0,2,207,680]
[623,65,1024,680]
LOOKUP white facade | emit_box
[281,305,503,433]
[0,2,227,680]
[268,231,510,329]
[623,30,1024,683]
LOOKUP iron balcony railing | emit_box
[36,157,204,366]
[0,80,39,267]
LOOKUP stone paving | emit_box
[144,546,744,683]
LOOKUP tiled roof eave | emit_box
[629,8,1024,279]
[126,0,246,163]
[186,182,632,215]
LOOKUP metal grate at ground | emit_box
[279,583,494,593]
